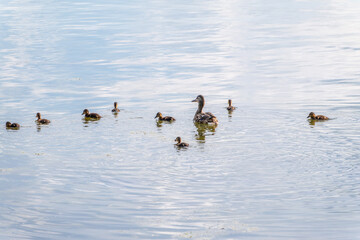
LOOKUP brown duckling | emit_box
[307,112,329,120]
[174,137,189,147]
[82,109,102,119]
[192,95,218,125]
[226,99,236,111]
[112,102,120,112]
[155,112,175,121]
[6,121,20,129]
[36,113,51,124]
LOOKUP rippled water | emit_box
[1,0,360,239]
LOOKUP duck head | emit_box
[228,99,232,106]
[82,109,89,115]
[154,112,162,119]
[6,122,11,127]
[114,102,118,108]
[192,95,204,103]
[36,113,41,119]
[175,136,181,143]
[307,112,315,118]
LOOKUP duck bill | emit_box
[307,115,310,118]
[191,99,198,102]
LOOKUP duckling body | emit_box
[175,137,189,147]
[112,102,120,112]
[36,113,51,124]
[6,121,20,129]
[226,99,236,111]
[82,109,101,119]
[307,112,329,120]
[155,112,175,121]
[192,95,218,125]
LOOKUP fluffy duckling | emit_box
[174,137,189,147]
[192,95,218,125]
[226,99,236,111]
[36,113,51,124]
[82,109,101,119]
[112,102,120,112]
[154,112,175,121]
[307,112,329,120]
[6,121,20,129]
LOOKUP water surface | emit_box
[1,0,360,239]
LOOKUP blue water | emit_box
[1,0,360,239]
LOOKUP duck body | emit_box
[307,112,329,120]
[112,102,120,112]
[192,95,218,125]
[226,99,236,111]
[36,113,51,124]
[6,121,20,129]
[155,112,175,121]
[175,137,189,148]
[194,111,218,124]
[176,142,189,147]
[82,109,101,119]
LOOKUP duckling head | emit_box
[154,112,162,119]
[6,122,11,127]
[36,113,41,119]
[307,112,315,118]
[175,136,181,143]
[82,109,89,115]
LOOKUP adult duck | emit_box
[82,109,102,119]
[154,112,175,121]
[307,112,329,120]
[174,137,189,148]
[36,113,51,124]
[192,95,218,125]
[6,121,20,129]
[112,102,120,112]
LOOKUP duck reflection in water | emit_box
[194,122,216,142]
[82,118,100,126]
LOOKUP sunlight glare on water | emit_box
[1,0,360,239]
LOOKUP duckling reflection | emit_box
[194,122,216,142]
[6,121,20,129]
[308,119,316,126]
[82,118,100,125]
[156,120,163,128]
[113,112,119,118]
[227,110,233,119]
